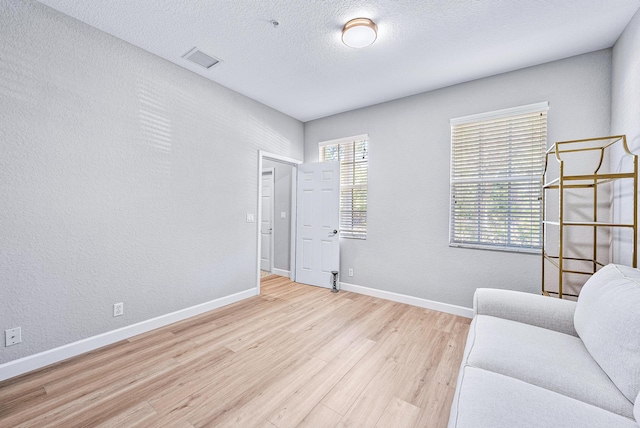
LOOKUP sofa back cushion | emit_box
[574,264,640,403]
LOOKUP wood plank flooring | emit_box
[0,276,471,427]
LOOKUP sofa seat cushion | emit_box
[574,264,640,402]
[448,366,638,428]
[463,315,633,418]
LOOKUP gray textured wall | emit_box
[0,0,303,364]
[304,50,612,308]
[611,8,640,265]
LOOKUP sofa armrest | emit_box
[473,288,578,337]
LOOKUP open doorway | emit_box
[260,168,275,276]
[256,151,302,293]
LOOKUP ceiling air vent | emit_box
[182,47,221,69]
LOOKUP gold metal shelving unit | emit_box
[542,135,638,298]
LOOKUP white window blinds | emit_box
[319,135,368,239]
[450,102,548,252]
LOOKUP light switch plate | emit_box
[280,212,286,219]
[246,213,255,223]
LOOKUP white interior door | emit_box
[260,169,274,272]
[295,162,340,288]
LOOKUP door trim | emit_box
[257,151,302,294]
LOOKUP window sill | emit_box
[449,243,541,255]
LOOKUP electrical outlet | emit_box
[5,327,21,346]
[348,268,354,277]
[113,302,124,317]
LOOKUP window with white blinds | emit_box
[319,135,368,239]
[449,102,548,252]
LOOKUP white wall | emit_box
[0,0,303,364]
[611,8,640,265]
[304,50,612,308]
[263,159,293,272]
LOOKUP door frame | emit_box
[256,151,302,293]
[261,168,275,274]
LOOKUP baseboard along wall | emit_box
[340,282,474,319]
[271,268,290,277]
[0,288,257,382]
[1,280,473,382]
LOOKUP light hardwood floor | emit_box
[0,275,471,427]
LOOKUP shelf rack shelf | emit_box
[542,135,638,299]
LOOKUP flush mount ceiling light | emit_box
[342,18,378,49]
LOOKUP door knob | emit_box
[329,229,338,237]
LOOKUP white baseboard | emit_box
[271,268,290,277]
[340,282,474,319]
[0,288,258,382]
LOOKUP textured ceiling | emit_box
[38,0,640,122]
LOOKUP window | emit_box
[449,102,548,252]
[319,135,368,239]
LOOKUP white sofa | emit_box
[448,264,640,428]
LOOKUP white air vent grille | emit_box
[183,48,220,69]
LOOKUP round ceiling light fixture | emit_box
[342,18,378,49]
